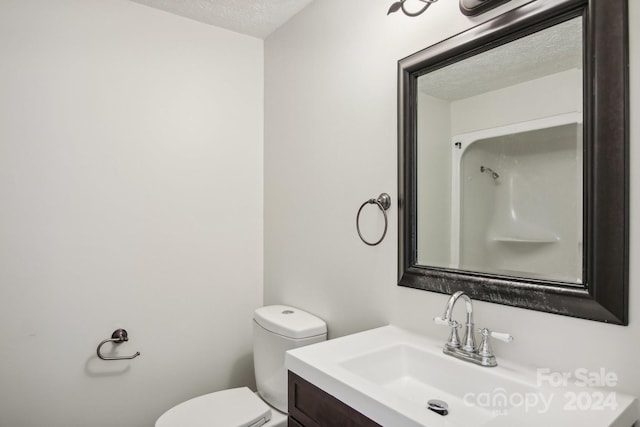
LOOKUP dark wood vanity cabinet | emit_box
[288,371,381,427]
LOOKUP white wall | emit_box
[0,1,263,426]
[451,68,583,135]
[265,0,640,405]
[416,93,451,267]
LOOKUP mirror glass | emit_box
[415,16,583,284]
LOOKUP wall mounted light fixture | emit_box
[388,0,511,17]
[387,0,438,17]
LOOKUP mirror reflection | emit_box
[416,16,583,283]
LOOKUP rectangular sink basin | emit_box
[340,342,537,425]
[341,343,497,425]
[286,325,637,427]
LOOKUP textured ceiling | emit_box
[129,0,314,38]
[419,17,582,100]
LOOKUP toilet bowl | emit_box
[155,305,327,427]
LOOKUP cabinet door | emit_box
[288,371,381,427]
[288,417,304,427]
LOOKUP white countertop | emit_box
[286,325,638,427]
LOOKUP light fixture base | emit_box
[459,0,511,16]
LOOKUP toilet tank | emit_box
[253,305,326,413]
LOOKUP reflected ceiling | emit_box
[418,17,582,100]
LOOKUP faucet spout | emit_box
[442,291,476,352]
[443,290,474,326]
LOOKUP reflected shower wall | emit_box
[452,114,582,283]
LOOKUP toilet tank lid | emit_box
[254,305,326,339]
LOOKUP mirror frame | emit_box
[398,0,628,324]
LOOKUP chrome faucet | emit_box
[434,291,513,367]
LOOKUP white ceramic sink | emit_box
[286,325,638,427]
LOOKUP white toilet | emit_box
[155,305,327,427]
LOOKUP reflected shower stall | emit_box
[450,113,583,283]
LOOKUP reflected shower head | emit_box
[480,166,499,180]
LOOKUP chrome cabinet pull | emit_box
[96,329,141,361]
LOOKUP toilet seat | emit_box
[155,387,272,427]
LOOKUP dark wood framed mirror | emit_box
[398,0,628,324]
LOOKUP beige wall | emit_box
[0,1,263,426]
[265,0,640,405]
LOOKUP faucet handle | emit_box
[434,317,461,328]
[489,330,513,343]
[477,328,513,343]
[435,317,462,349]
[475,328,511,366]
[477,328,513,357]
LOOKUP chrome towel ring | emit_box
[97,329,141,361]
[356,193,391,246]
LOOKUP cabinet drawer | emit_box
[288,371,380,427]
